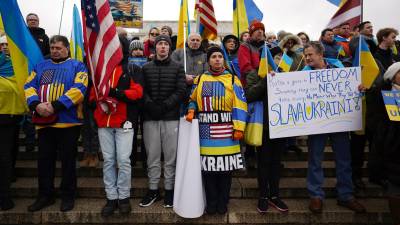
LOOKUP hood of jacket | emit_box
[278,34,303,53]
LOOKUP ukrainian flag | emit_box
[0,0,43,104]
[325,57,344,68]
[337,45,346,57]
[70,4,84,62]
[278,52,293,72]
[353,35,379,89]
[233,0,263,37]
[393,45,398,56]
[176,0,190,49]
[220,42,232,71]
[258,44,278,78]
[327,0,347,7]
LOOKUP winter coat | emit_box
[238,39,264,87]
[170,47,208,77]
[91,64,144,128]
[28,27,50,58]
[143,39,155,59]
[142,57,186,121]
[278,34,305,71]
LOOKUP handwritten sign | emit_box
[110,0,143,29]
[267,67,362,138]
[381,90,400,121]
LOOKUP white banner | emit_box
[267,67,363,139]
[173,118,205,218]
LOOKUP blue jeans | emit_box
[98,128,133,200]
[307,132,353,201]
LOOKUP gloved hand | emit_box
[186,109,195,122]
[233,130,244,140]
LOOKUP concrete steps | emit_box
[0,198,391,225]
[10,177,384,199]
[5,135,390,224]
[14,160,369,178]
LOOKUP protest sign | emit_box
[267,67,362,138]
[110,0,143,28]
[381,90,400,121]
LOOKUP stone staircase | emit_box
[0,136,393,224]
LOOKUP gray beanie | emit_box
[129,40,144,52]
[154,34,172,47]
[384,62,400,82]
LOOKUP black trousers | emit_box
[37,126,81,199]
[0,121,20,199]
[202,172,232,210]
[257,131,285,198]
[132,115,147,165]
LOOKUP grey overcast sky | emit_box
[16,0,400,39]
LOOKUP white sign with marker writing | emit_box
[267,67,362,139]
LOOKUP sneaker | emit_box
[118,198,131,215]
[101,199,118,217]
[139,190,160,207]
[163,189,174,208]
[257,198,268,213]
[268,197,289,212]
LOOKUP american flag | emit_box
[200,123,233,139]
[202,81,225,111]
[195,0,218,40]
[39,69,55,102]
[81,0,122,98]
[327,0,361,29]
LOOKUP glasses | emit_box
[150,33,159,37]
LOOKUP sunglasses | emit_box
[150,33,159,37]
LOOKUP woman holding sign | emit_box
[185,46,247,214]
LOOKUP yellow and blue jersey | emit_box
[24,58,88,128]
[190,70,247,172]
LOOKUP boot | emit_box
[88,153,99,168]
[79,152,91,167]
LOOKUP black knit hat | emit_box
[154,34,172,47]
[206,46,224,62]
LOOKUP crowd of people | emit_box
[0,12,400,223]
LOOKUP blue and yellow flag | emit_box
[278,52,293,72]
[233,0,263,37]
[71,4,84,62]
[176,0,190,49]
[393,45,398,56]
[258,45,278,78]
[381,90,400,121]
[353,35,380,89]
[220,42,233,71]
[325,57,344,68]
[337,45,346,58]
[0,0,43,103]
[327,0,347,7]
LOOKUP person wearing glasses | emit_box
[144,27,160,60]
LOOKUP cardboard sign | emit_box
[267,67,362,138]
[381,90,400,121]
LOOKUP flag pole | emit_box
[360,0,364,22]
[58,0,66,34]
[183,21,187,73]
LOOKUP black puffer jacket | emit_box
[142,57,186,121]
[29,27,50,58]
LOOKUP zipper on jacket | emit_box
[106,68,117,127]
